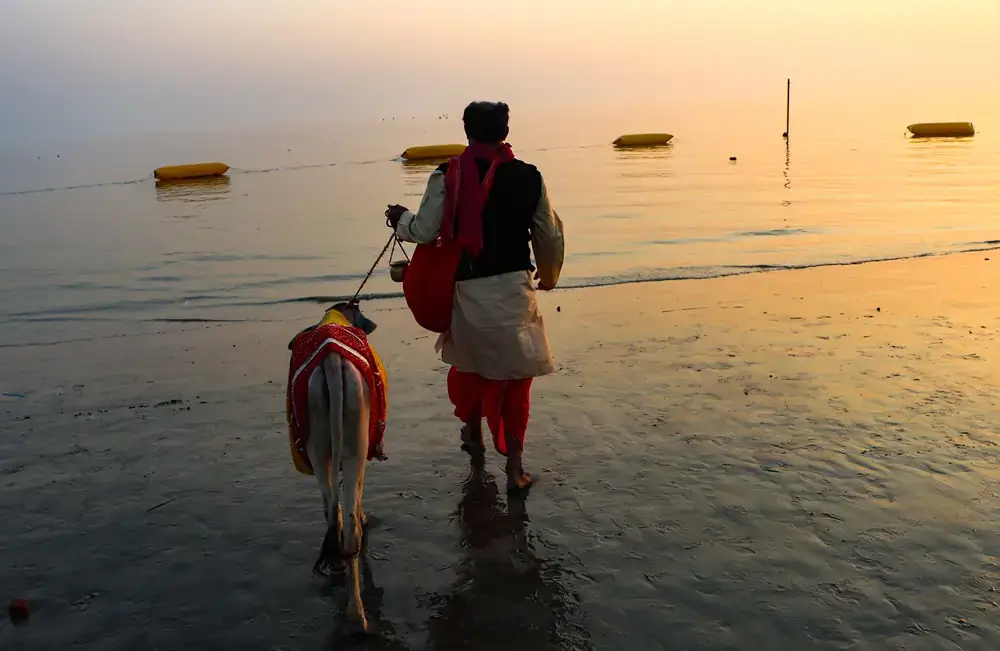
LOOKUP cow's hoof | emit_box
[343,615,370,638]
[312,556,346,578]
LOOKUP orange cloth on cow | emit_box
[285,310,387,475]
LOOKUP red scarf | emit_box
[440,142,516,254]
[401,142,515,334]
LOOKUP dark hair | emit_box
[463,101,510,143]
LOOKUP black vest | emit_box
[437,159,543,282]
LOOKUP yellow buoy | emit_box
[154,162,230,181]
[613,133,674,148]
[400,144,466,161]
[907,122,975,138]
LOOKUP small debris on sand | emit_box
[8,598,30,622]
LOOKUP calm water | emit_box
[2,103,999,348]
[4,100,1000,650]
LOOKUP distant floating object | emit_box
[729,156,737,161]
[613,133,674,148]
[907,122,975,138]
[154,162,230,181]
[400,144,466,161]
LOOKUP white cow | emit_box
[289,301,383,635]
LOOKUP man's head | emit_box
[463,101,510,144]
[329,301,377,335]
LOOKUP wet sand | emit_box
[2,251,1000,650]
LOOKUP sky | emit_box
[0,0,998,142]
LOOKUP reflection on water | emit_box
[323,551,408,651]
[613,145,673,161]
[427,461,592,650]
[155,176,232,203]
[400,159,445,190]
[903,135,978,166]
[614,145,674,179]
[783,139,792,201]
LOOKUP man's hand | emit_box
[534,269,554,291]
[385,205,409,228]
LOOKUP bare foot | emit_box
[460,424,485,458]
[507,471,534,493]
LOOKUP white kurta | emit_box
[396,168,565,380]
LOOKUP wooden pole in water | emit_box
[783,79,791,138]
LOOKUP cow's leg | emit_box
[309,357,345,577]
[339,361,370,634]
[306,366,332,524]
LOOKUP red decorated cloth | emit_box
[286,323,387,474]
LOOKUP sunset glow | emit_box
[1,0,997,140]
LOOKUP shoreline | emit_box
[4,244,1000,352]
